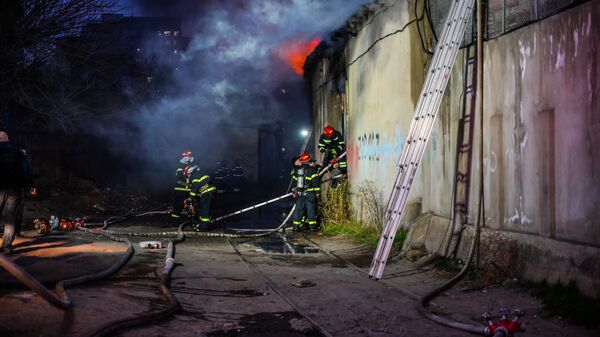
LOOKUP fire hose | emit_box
[0,226,134,310]
[100,207,169,229]
[417,219,485,334]
[102,211,294,239]
[86,222,187,337]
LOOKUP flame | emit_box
[278,38,320,76]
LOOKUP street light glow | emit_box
[300,129,309,137]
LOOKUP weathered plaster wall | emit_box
[309,0,600,296]
[307,0,472,223]
[478,2,600,246]
[330,0,430,223]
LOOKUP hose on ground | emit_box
[0,253,71,309]
[0,225,134,310]
[55,227,135,303]
[417,222,485,334]
[86,222,187,337]
[101,206,169,229]
[102,206,295,239]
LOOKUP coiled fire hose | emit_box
[0,226,134,310]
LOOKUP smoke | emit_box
[105,0,367,187]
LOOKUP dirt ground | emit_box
[1,213,599,337]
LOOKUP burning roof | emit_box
[277,38,321,76]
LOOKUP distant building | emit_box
[58,14,189,97]
[80,14,189,59]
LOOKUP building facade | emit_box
[305,0,600,296]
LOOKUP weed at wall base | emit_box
[320,180,406,250]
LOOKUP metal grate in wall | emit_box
[429,0,584,42]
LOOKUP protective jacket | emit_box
[291,164,320,196]
[174,165,190,192]
[187,167,216,229]
[291,163,320,230]
[189,169,216,198]
[318,130,345,157]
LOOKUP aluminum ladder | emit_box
[369,0,475,279]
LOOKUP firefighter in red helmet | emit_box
[318,125,347,187]
[171,150,193,218]
[291,153,320,231]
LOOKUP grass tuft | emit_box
[528,280,600,328]
[320,180,406,250]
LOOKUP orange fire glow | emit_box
[278,38,320,76]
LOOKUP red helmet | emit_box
[299,153,311,163]
[181,150,193,157]
[323,125,334,137]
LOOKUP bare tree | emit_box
[0,0,120,131]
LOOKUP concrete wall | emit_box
[308,0,600,296]
[310,0,431,224]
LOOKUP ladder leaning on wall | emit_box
[369,0,476,280]
[445,18,479,258]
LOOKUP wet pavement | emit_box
[1,218,599,337]
[240,233,321,255]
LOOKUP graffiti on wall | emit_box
[357,132,381,161]
[348,125,406,168]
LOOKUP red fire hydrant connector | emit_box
[483,309,525,337]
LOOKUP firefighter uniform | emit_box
[318,128,347,173]
[172,165,190,218]
[291,156,320,231]
[188,167,217,231]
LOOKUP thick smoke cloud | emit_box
[107,0,367,187]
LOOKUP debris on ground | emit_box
[139,241,165,249]
[291,280,316,288]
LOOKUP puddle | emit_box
[243,233,320,255]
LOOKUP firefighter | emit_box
[171,150,193,218]
[318,125,347,187]
[187,165,217,231]
[1,130,36,254]
[291,153,320,232]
